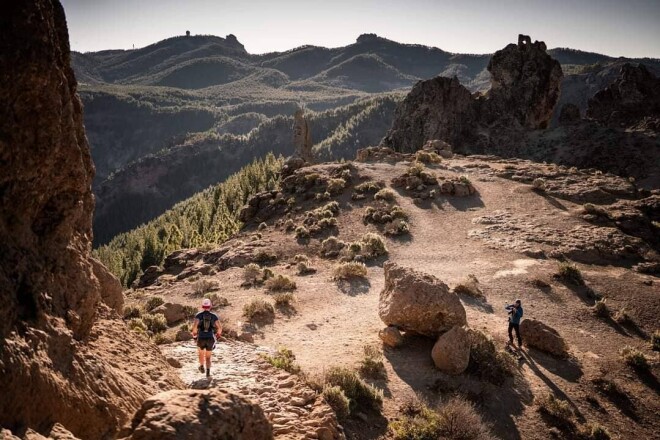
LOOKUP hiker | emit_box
[191,298,222,377]
[505,299,523,348]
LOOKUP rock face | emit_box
[431,326,471,375]
[0,2,182,437]
[293,109,313,163]
[118,389,273,440]
[519,319,569,358]
[587,63,660,131]
[381,35,562,153]
[379,262,467,337]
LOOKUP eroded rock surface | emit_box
[0,2,182,437]
[162,340,345,439]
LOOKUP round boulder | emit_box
[431,326,471,375]
[520,319,569,358]
[152,302,186,325]
[117,389,272,440]
[379,263,467,337]
[379,326,404,348]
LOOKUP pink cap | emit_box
[202,298,212,308]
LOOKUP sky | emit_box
[61,0,660,58]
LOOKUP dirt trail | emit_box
[149,157,659,440]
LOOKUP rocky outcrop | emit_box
[118,389,273,440]
[381,35,562,153]
[0,2,182,437]
[293,109,313,163]
[519,319,569,358]
[379,263,467,337]
[587,63,660,131]
[431,326,471,374]
[152,302,187,325]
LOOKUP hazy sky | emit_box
[61,0,660,58]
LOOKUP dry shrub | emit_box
[333,262,368,280]
[556,262,584,285]
[144,296,164,311]
[467,329,515,385]
[321,236,346,258]
[592,299,610,318]
[415,150,443,164]
[192,279,219,296]
[532,178,546,191]
[390,397,494,440]
[327,178,346,195]
[384,218,410,236]
[152,333,173,345]
[613,308,633,325]
[258,222,268,231]
[652,330,660,351]
[295,225,310,239]
[374,188,396,201]
[577,423,611,440]
[359,345,386,380]
[123,305,142,319]
[360,232,388,258]
[243,299,275,321]
[205,293,229,307]
[243,263,263,285]
[128,318,147,333]
[536,393,573,423]
[274,292,295,307]
[284,218,295,231]
[265,274,297,291]
[296,260,316,275]
[619,346,649,370]
[355,180,384,194]
[142,313,168,333]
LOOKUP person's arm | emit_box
[192,319,200,338]
[214,320,223,338]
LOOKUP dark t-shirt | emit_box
[195,310,219,339]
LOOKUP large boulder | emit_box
[520,319,569,358]
[431,326,471,375]
[152,302,186,325]
[91,257,124,313]
[379,263,467,337]
[118,389,273,440]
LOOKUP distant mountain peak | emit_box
[356,33,389,43]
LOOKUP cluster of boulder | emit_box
[377,262,570,375]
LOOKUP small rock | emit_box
[378,326,403,348]
[175,330,193,342]
[166,357,182,368]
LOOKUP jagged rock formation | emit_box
[381,34,563,152]
[587,63,660,131]
[293,109,313,163]
[0,2,181,437]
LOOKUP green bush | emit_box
[262,347,300,374]
[322,386,350,420]
[243,299,275,321]
[142,313,168,333]
[144,296,164,311]
[359,345,386,379]
[324,366,382,412]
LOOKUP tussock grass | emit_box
[322,386,350,420]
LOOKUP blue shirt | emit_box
[195,311,219,339]
[506,305,523,325]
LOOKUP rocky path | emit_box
[161,340,344,440]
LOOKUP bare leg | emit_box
[198,348,205,366]
[205,351,212,376]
